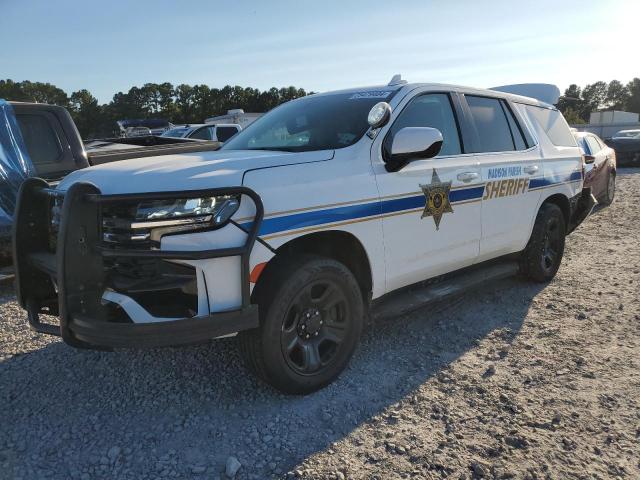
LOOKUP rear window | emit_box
[215,126,239,142]
[15,114,63,164]
[525,105,576,147]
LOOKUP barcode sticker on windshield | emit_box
[349,91,393,100]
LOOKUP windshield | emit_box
[221,90,398,152]
[162,127,191,138]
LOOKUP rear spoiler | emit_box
[489,83,560,105]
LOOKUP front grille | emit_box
[101,202,153,250]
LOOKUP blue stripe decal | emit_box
[245,171,580,237]
[529,170,581,189]
[246,185,485,236]
[253,201,381,236]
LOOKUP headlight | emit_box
[135,195,240,226]
[102,195,241,248]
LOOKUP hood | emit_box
[58,149,333,194]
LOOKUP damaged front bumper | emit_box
[12,178,263,349]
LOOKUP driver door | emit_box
[371,92,482,293]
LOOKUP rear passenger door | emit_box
[461,95,542,261]
[371,91,482,292]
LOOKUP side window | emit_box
[15,114,63,165]
[501,102,528,150]
[466,95,517,153]
[190,127,213,140]
[586,136,601,154]
[215,126,239,142]
[525,105,576,147]
[384,93,462,158]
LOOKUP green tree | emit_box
[69,89,102,138]
[626,77,640,114]
[174,84,195,123]
[581,81,608,120]
[557,84,586,120]
[562,107,585,125]
[605,80,630,110]
[1,78,310,135]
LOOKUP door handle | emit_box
[457,172,479,183]
[524,165,539,175]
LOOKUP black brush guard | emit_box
[12,178,263,349]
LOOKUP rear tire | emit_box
[520,203,566,282]
[600,170,615,206]
[238,254,363,395]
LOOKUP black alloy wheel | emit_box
[280,279,349,375]
[540,215,562,276]
[238,255,364,395]
[521,203,566,282]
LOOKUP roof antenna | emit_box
[388,74,407,86]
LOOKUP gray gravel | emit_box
[1,169,639,480]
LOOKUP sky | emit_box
[1,0,638,104]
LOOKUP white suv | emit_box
[14,77,594,394]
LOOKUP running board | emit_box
[371,261,519,321]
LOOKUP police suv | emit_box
[14,77,594,394]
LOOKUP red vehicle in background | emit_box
[573,131,616,205]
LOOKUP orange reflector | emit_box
[250,262,267,283]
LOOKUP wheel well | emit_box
[262,231,373,302]
[541,194,570,229]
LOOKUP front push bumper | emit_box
[13,178,263,350]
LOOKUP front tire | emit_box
[238,255,364,395]
[520,203,566,282]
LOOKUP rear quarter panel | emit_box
[517,104,583,236]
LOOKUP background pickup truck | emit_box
[0,99,221,265]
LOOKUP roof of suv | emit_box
[309,82,556,110]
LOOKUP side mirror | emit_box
[583,154,595,164]
[386,127,443,171]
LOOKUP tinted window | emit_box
[525,105,576,147]
[222,89,399,152]
[385,93,462,157]
[586,136,601,154]
[215,126,239,142]
[15,114,63,164]
[501,102,528,150]
[466,96,516,153]
[190,127,213,140]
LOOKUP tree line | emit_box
[0,79,309,139]
[556,78,640,124]
[2,77,639,138]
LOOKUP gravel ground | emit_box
[1,169,639,480]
